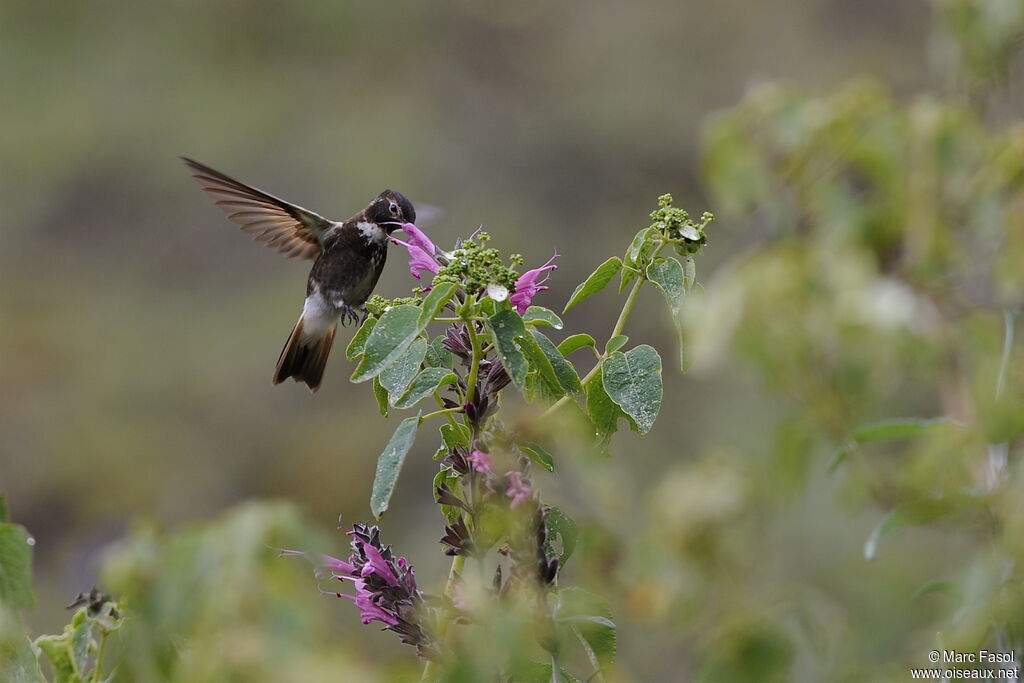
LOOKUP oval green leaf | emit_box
[487,310,529,389]
[523,306,564,329]
[351,305,423,383]
[394,368,458,409]
[345,315,377,360]
[601,345,663,435]
[557,334,596,356]
[380,337,427,403]
[531,330,583,394]
[563,257,622,313]
[370,415,420,519]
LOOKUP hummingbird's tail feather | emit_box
[273,315,337,392]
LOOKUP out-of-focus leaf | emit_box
[345,315,377,360]
[557,587,616,672]
[601,346,663,435]
[0,634,46,683]
[563,257,622,313]
[523,306,564,329]
[544,506,577,564]
[521,442,555,472]
[864,498,960,561]
[487,310,529,389]
[394,368,457,409]
[0,503,34,610]
[440,422,472,451]
[830,417,957,470]
[911,579,956,602]
[557,334,596,357]
[34,635,74,682]
[370,415,420,519]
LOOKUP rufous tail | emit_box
[273,315,337,392]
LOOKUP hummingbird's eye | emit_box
[389,202,399,215]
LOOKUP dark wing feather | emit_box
[182,157,334,260]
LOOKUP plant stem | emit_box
[420,407,464,424]
[92,632,109,683]
[420,554,467,683]
[540,271,649,420]
[464,321,483,406]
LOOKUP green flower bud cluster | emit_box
[433,231,521,294]
[365,294,422,318]
[649,193,714,255]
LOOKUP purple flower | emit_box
[389,235,440,280]
[468,449,493,474]
[398,222,436,255]
[339,579,400,626]
[510,252,559,314]
[283,523,435,657]
[357,539,399,587]
[505,471,532,509]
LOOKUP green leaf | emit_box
[587,366,625,446]
[625,227,654,265]
[380,337,427,403]
[424,335,452,368]
[829,417,956,470]
[418,282,459,328]
[68,611,93,677]
[557,334,596,356]
[646,257,685,307]
[0,495,8,523]
[0,517,35,610]
[544,506,577,564]
[605,335,629,354]
[372,376,389,417]
[345,315,377,360]
[682,255,696,291]
[563,257,622,313]
[521,442,555,472]
[441,423,472,450]
[34,635,74,683]
[394,368,457,409]
[911,579,955,602]
[531,330,583,394]
[601,345,663,435]
[523,306,564,329]
[518,332,565,401]
[557,587,616,671]
[863,499,958,561]
[370,415,420,519]
[0,635,46,683]
[487,310,529,389]
[351,305,423,382]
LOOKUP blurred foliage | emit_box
[3,0,1024,681]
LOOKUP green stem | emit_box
[92,632,109,683]
[419,407,463,424]
[464,321,483,407]
[419,552,467,682]
[540,268,649,420]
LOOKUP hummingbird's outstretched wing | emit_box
[182,158,334,260]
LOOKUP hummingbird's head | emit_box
[369,190,416,232]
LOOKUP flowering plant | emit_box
[286,195,712,681]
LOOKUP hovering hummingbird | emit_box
[182,158,416,392]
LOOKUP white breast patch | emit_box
[357,221,386,243]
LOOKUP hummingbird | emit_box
[182,158,416,392]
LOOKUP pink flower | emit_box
[357,541,399,587]
[468,449,493,474]
[505,471,531,509]
[389,235,440,279]
[398,223,436,255]
[339,579,400,626]
[510,252,559,314]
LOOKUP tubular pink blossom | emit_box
[505,471,532,509]
[468,449,493,474]
[389,236,440,279]
[510,252,559,314]
[354,537,400,586]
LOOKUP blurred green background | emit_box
[3,0,1024,681]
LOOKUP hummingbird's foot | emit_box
[339,304,362,327]
[358,305,369,324]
